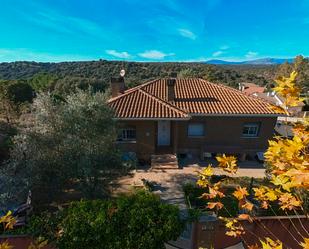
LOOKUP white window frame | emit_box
[242,123,260,137]
[118,127,136,141]
[188,123,205,137]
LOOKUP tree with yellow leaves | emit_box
[197,71,308,249]
[0,211,49,249]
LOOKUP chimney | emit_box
[111,77,125,97]
[167,75,176,102]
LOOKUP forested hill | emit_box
[0,60,278,95]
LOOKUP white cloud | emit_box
[212,51,223,57]
[105,50,131,59]
[245,51,258,58]
[178,28,197,40]
[138,50,174,60]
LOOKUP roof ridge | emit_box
[107,78,160,103]
[125,78,160,93]
[138,89,189,117]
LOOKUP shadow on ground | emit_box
[180,157,264,169]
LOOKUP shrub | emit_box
[18,191,184,249]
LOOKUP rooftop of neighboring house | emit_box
[239,82,266,95]
[108,77,283,119]
[252,92,283,106]
[252,91,305,108]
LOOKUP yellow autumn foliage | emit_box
[0,242,13,249]
[197,71,308,248]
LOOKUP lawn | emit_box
[183,176,307,218]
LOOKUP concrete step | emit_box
[151,164,178,169]
[152,160,177,164]
[151,155,177,161]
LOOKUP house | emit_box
[252,91,305,117]
[238,82,265,95]
[239,82,305,116]
[108,76,282,162]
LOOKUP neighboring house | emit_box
[252,91,305,116]
[238,82,265,95]
[108,77,282,161]
[252,91,283,106]
[239,82,305,116]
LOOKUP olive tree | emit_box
[0,90,123,208]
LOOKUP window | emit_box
[188,123,204,137]
[242,123,260,137]
[118,127,136,141]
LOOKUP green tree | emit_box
[0,80,34,124]
[293,55,309,91]
[277,55,309,92]
[0,90,123,208]
[28,72,58,92]
[22,191,184,249]
[178,68,195,78]
[6,82,34,104]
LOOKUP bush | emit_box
[19,191,184,249]
[6,82,34,104]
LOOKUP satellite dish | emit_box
[120,69,126,77]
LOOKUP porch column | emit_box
[173,121,178,154]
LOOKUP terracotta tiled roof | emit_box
[108,88,189,119]
[108,78,281,119]
[241,82,266,95]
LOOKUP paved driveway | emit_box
[112,160,266,249]
[113,160,266,210]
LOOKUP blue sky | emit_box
[0,0,309,62]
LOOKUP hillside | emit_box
[0,60,277,95]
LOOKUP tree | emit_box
[293,55,309,92]
[0,80,34,124]
[28,72,58,92]
[14,191,184,249]
[178,68,195,78]
[277,55,309,92]
[6,82,34,104]
[0,89,124,208]
[196,71,308,248]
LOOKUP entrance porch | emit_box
[155,120,179,155]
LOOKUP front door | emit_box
[157,120,171,146]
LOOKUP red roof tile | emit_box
[108,78,281,119]
[108,89,189,119]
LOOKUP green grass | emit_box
[182,176,307,218]
[183,182,239,217]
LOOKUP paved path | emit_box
[113,162,266,249]
[114,162,266,210]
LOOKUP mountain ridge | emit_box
[205,58,294,65]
